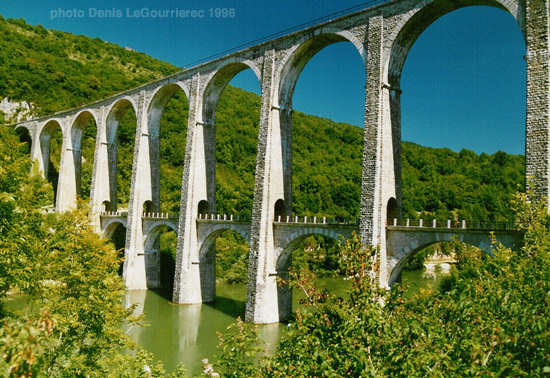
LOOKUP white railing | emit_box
[389,219,515,231]
[273,215,359,226]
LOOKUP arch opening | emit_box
[15,127,32,155]
[143,200,154,214]
[39,120,62,207]
[276,232,345,322]
[387,197,399,224]
[71,111,97,201]
[284,38,365,221]
[207,66,262,220]
[146,83,189,213]
[102,200,113,212]
[393,6,526,227]
[105,98,137,212]
[198,228,250,316]
[274,199,285,221]
[143,224,178,292]
[104,222,127,276]
[390,238,490,287]
[197,200,209,217]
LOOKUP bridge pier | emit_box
[359,15,401,288]
[245,50,293,324]
[173,73,217,304]
[122,91,155,290]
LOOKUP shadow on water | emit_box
[205,296,246,319]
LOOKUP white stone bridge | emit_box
[16,0,547,322]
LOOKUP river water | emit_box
[125,269,446,375]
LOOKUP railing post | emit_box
[406,219,409,227]
[446,219,451,228]
[419,219,423,227]
[432,219,437,228]
[461,220,466,229]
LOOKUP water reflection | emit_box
[124,274,440,375]
[123,284,281,375]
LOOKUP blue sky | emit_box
[0,1,526,154]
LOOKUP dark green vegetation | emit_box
[213,198,550,377]
[1,15,547,377]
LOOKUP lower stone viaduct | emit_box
[15,0,545,323]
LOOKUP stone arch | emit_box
[38,119,63,178]
[275,227,350,322]
[146,82,189,137]
[105,97,137,145]
[102,218,128,239]
[277,28,366,109]
[201,59,262,125]
[14,124,32,154]
[103,97,138,211]
[197,224,251,302]
[143,222,178,252]
[70,110,98,198]
[142,221,178,289]
[386,0,524,88]
[387,234,495,286]
[276,228,345,275]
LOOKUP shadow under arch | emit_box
[386,0,525,88]
[142,222,178,291]
[104,97,138,211]
[103,220,127,276]
[197,227,250,316]
[71,110,98,199]
[14,125,32,154]
[276,231,344,323]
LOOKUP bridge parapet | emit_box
[274,215,359,226]
[389,218,515,231]
[100,211,128,218]
[197,213,250,222]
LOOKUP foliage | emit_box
[0,123,183,377]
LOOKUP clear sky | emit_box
[0,0,526,154]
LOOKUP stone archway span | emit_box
[201,58,262,125]
[101,218,128,239]
[385,0,524,87]
[386,229,523,286]
[276,27,366,109]
[145,81,190,136]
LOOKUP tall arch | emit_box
[277,31,366,219]
[277,29,366,110]
[387,0,524,89]
[145,82,189,213]
[71,110,98,200]
[38,119,63,206]
[102,97,138,212]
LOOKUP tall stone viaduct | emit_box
[15,0,544,323]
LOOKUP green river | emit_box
[125,269,447,376]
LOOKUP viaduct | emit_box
[15,0,541,323]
